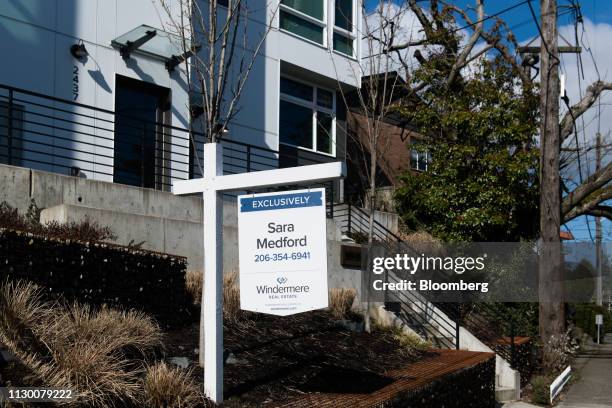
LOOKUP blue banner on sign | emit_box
[240,191,323,212]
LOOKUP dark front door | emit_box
[114,76,169,189]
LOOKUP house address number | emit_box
[72,65,79,100]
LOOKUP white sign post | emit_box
[173,143,344,403]
[238,188,328,315]
[596,314,603,344]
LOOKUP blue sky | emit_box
[364,1,612,242]
[364,0,611,41]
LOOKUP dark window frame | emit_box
[113,75,172,190]
[279,76,336,156]
[0,100,24,167]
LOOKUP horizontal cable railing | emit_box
[0,83,336,204]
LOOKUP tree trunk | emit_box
[538,0,565,358]
[364,133,378,333]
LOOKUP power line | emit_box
[448,0,532,35]
[364,2,574,75]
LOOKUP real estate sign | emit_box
[238,188,328,315]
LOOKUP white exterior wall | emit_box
[0,0,189,182]
[192,0,362,153]
[0,0,361,181]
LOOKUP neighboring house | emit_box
[344,72,427,209]
[0,0,361,199]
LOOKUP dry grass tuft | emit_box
[0,279,164,407]
[374,323,431,356]
[54,303,163,358]
[223,272,241,323]
[328,288,356,319]
[186,270,244,322]
[185,270,203,305]
[142,362,206,408]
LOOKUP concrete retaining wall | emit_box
[2,164,362,296]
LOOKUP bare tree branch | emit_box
[446,0,483,86]
[564,193,612,222]
[560,81,612,143]
[585,205,612,220]
[562,162,612,220]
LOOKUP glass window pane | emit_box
[333,33,353,55]
[410,150,418,170]
[280,100,313,149]
[281,77,313,101]
[418,153,427,171]
[280,10,324,44]
[316,88,333,109]
[281,0,323,20]
[335,0,353,31]
[316,111,333,154]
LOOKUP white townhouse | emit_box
[0,0,361,197]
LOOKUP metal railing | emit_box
[0,83,335,202]
[331,203,403,244]
[329,202,533,367]
[328,202,460,349]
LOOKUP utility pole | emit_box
[538,0,565,345]
[595,132,603,306]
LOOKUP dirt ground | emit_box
[164,311,430,407]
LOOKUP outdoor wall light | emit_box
[70,40,89,60]
[190,104,204,118]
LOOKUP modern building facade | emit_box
[0,0,361,195]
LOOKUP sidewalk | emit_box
[558,333,612,408]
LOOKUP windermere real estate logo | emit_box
[238,189,328,316]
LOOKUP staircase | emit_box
[329,203,531,402]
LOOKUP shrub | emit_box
[1,228,190,327]
[0,201,115,242]
[0,279,163,407]
[542,328,578,373]
[531,375,550,405]
[328,288,356,319]
[347,230,368,244]
[398,230,444,256]
[573,304,612,342]
[142,362,206,408]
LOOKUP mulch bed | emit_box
[164,311,432,407]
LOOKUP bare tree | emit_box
[156,0,277,365]
[560,81,612,223]
[158,0,278,149]
[329,2,416,331]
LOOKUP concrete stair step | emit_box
[496,386,519,402]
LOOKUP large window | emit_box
[279,0,326,45]
[278,0,357,56]
[333,0,355,56]
[279,77,335,155]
